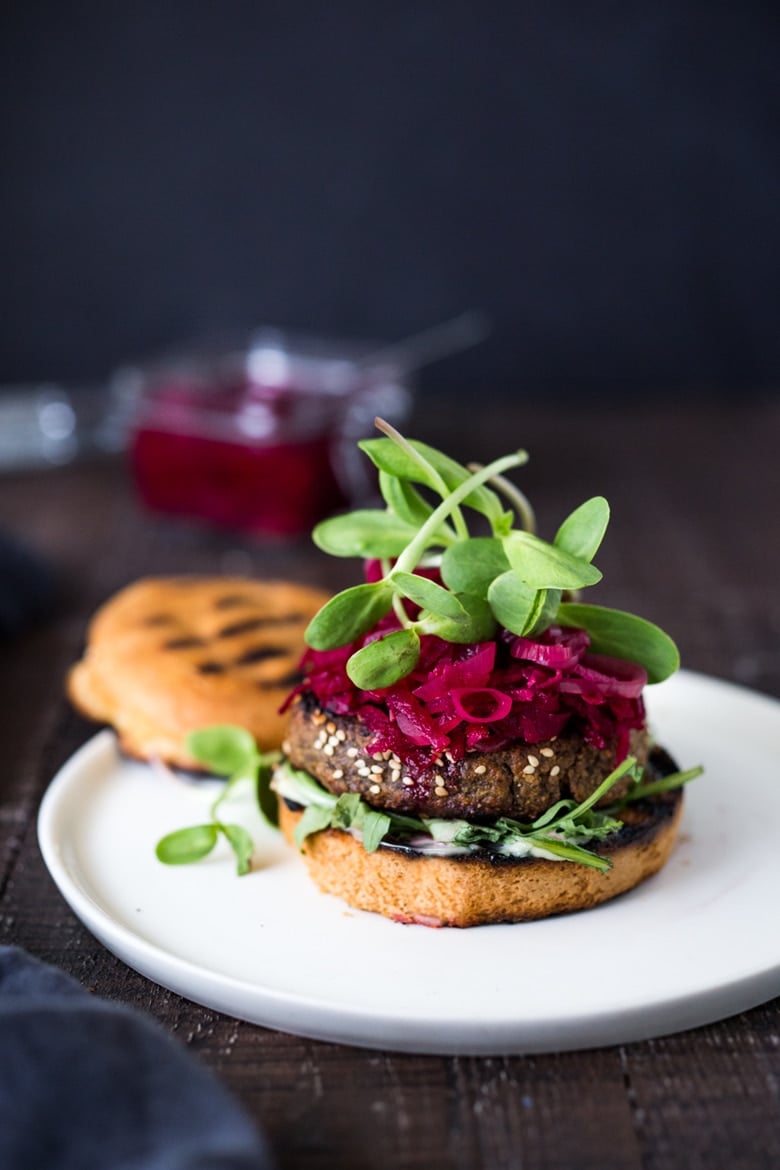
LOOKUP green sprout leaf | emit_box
[346,627,421,689]
[487,571,540,636]
[525,588,562,637]
[305,581,394,650]
[312,510,420,559]
[417,591,497,643]
[378,470,437,529]
[554,496,610,562]
[502,531,602,589]
[392,450,528,576]
[359,437,522,528]
[440,537,511,597]
[186,725,257,776]
[390,570,468,620]
[220,823,254,876]
[299,420,681,693]
[557,602,680,684]
[157,726,280,875]
[156,824,219,866]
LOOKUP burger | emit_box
[271,421,700,927]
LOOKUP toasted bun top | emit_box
[67,575,329,765]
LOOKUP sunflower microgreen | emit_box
[305,420,680,688]
[155,725,279,876]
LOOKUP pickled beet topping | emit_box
[451,688,513,724]
[291,622,646,778]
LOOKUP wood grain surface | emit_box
[1,396,779,1170]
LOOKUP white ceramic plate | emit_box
[38,671,780,1055]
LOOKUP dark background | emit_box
[1,2,779,398]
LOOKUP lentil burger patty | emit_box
[284,691,648,821]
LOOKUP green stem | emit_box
[209,776,235,820]
[392,591,413,628]
[468,462,536,533]
[374,416,470,541]
[537,755,638,832]
[613,765,703,806]
[392,450,528,575]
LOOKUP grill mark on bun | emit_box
[213,594,255,610]
[257,670,304,691]
[234,645,287,666]
[65,575,331,766]
[217,614,306,638]
[197,660,226,675]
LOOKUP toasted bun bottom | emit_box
[279,791,683,927]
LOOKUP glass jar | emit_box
[127,329,412,537]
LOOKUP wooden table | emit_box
[2,396,779,1170]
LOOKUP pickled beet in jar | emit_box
[128,331,411,537]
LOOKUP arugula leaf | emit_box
[518,835,612,872]
[275,761,339,808]
[270,755,695,873]
[534,756,641,830]
[294,802,335,846]
[330,792,362,829]
[357,806,392,853]
[423,817,478,844]
[279,778,397,853]
[613,765,704,804]
[291,791,392,854]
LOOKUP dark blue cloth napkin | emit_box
[0,946,274,1170]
